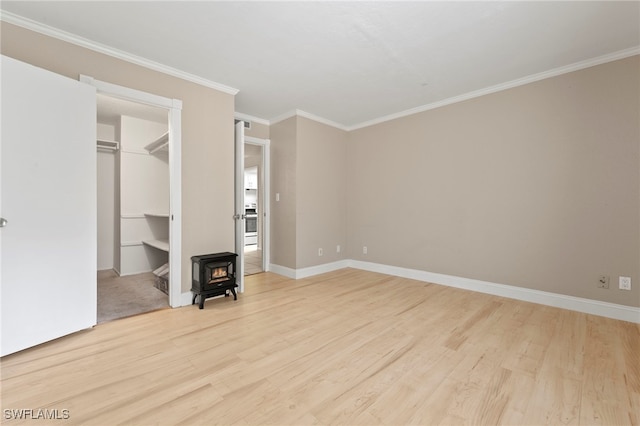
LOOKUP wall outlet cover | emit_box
[619,276,631,290]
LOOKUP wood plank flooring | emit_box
[244,246,263,276]
[1,268,638,425]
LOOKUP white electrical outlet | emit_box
[619,276,631,290]
[318,248,323,256]
[363,246,367,255]
[336,245,341,253]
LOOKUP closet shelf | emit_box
[144,132,169,154]
[144,212,170,218]
[142,239,169,252]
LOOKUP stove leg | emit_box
[230,287,237,300]
[192,293,197,305]
[199,295,205,309]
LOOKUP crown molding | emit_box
[234,112,270,126]
[9,4,632,132]
[348,46,640,131]
[269,109,349,131]
[0,10,239,96]
[269,110,298,126]
[263,46,640,132]
[295,110,349,131]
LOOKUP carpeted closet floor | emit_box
[97,270,169,323]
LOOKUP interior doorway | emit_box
[96,94,171,322]
[243,156,262,275]
[235,123,270,283]
[83,75,183,315]
[243,137,270,276]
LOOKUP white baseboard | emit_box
[270,260,350,279]
[296,260,351,279]
[180,292,194,307]
[268,263,297,279]
[349,260,640,324]
[266,259,639,324]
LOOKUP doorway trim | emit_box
[245,136,271,273]
[80,75,183,308]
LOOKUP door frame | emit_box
[234,121,245,292]
[245,135,271,273]
[235,123,271,293]
[80,75,183,308]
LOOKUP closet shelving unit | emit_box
[141,132,170,292]
[116,116,170,276]
[141,132,170,254]
[142,213,170,253]
[142,238,169,252]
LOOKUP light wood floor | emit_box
[244,245,263,276]
[1,269,638,425]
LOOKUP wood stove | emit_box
[191,252,238,309]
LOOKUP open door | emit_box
[234,121,245,292]
[1,56,97,356]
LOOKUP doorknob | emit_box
[0,217,7,228]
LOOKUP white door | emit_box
[234,121,245,292]
[1,56,97,356]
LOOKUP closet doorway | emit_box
[88,76,182,322]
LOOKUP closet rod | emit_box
[97,139,119,151]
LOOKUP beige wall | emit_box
[1,23,236,293]
[269,117,349,269]
[296,117,349,268]
[245,121,270,140]
[270,117,298,268]
[347,56,640,307]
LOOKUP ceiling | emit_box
[2,1,639,129]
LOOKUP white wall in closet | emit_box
[97,122,117,271]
